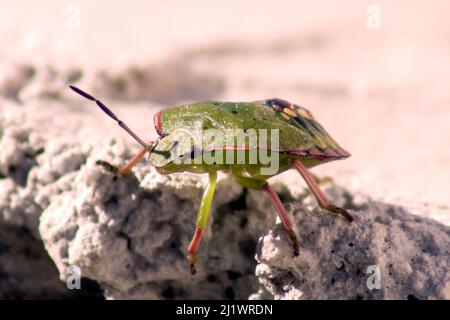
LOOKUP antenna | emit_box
[69,85,150,150]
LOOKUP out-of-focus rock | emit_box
[253,201,450,300]
[0,223,103,299]
[91,61,226,105]
[0,64,35,100]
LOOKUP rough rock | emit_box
[253,201,450,300]
[0,106,276,298]
[0,116,85,236]
[36,140,279,299]
[2,113,448,299]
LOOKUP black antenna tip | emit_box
[96,100,119,121]
[69,85,119,122]
[69,85,148,150]
[69,85,95,101]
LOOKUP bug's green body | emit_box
[69,85,353,275]
[150,99,350,177]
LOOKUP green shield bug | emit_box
[69,86,353,274]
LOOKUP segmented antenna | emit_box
[69,85,149,149]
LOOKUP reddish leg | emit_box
[187,228,203,275]
[96,143,151,177]
[262,184,299,256]
[292,159,353,222]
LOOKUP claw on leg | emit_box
[325,204,353,222]
[188,253,197,275]
[287,228,300,256]
[96,160,119,175]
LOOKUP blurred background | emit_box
[0,0,449,218]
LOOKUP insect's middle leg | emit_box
[96,144,149,177]
[292,159,353,222]
[231,168,299,256]
[262,183,299,256]
[188,171,217,275]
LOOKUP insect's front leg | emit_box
[188,171,217,275]
[96,145,149,178]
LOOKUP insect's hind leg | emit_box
[96,145,148,178]
[292,159,353,222]
[188,171,217,275]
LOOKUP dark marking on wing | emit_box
[266,98,291,111]
[265,98,350,160]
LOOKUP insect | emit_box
[69,85,353,274]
